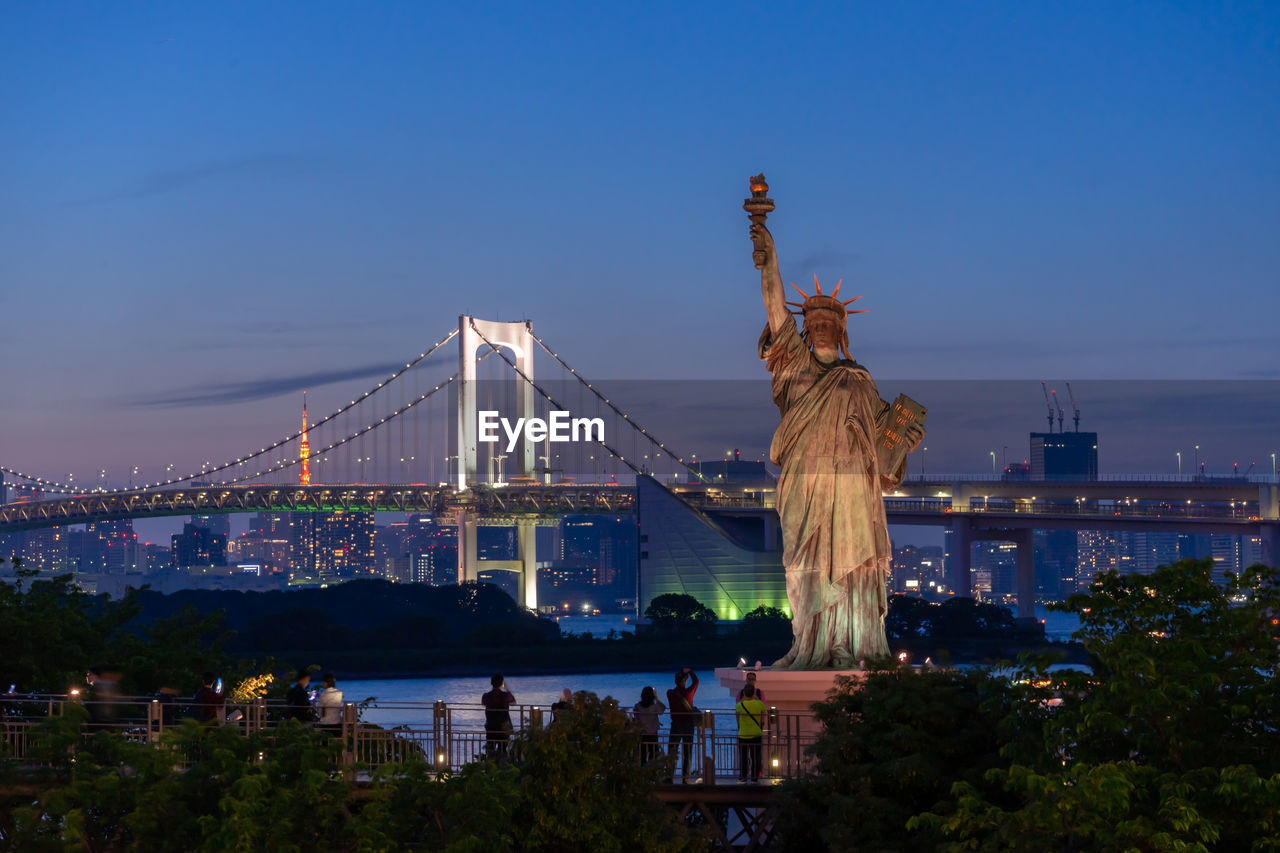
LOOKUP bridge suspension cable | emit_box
[526,327,706,482]
[213,348,499,486]
[1,328,461,494]
[0,466,79,495]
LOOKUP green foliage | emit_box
[927,597,1017,640]
[1052,558,1280,773]
[885,595,1024,641]
[774,667,1023,852]
[0,573,138,693]
[644,594,718,636]
[355,691,706,852]
[742,605,790,622]
[737,605,792,647]
[910,559,1280,851]
[884,594,934,639]
[8,717,352,852]
[5,692,706,852]
[0,572,241,696]
[777,560,1280,851]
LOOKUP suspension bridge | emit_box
[3,315,1279,616]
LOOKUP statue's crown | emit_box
[786,275,868,322]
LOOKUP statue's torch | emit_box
[743,173,775,269]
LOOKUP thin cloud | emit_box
[131,362,403,408]
[71,153,319,205]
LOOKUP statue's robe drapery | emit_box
[760,317,906,668]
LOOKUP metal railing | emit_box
[2,695,818,784]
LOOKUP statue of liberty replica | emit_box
[746,176,926,669]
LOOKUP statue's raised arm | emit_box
[752,222,790,336]
[744,174,789,336]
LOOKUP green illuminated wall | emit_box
[636,476,788,621]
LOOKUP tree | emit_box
[354,690,708,851]
[911,559,1280,851]
[644,594,718,636]
[885,595,934,640]
[927,597,1016,640]
[0,573,139,694]
[774,666,1023,852]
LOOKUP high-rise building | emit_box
[83,520,140,574]
[291,511,375,583]
[187,514,232,540]
[1030,432,1098,481]
[19,526,71,573]
[171,522,227,569]
[1030,430,1099,599]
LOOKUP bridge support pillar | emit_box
[952,483,976,513]
[1014,527,1036,622]
[516,518,538,611]
[457,512,478,583]
[1259,485,1279,522]
[947,518,972,598]
[1260,523,1280,570]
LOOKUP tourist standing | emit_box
[482,674,515,757]
[735,683,766,782]
[632,686,666,763]
[191,672,224,724]
[285,670,314,722]
[735,671,765,703]
[666,668,700,782]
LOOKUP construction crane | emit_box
[1051,389,1065,432]
[1066,382,1081,432]
[1040,382,1055,432]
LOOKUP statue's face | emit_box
[804,311,843,352]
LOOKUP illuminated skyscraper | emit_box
[292,511,375,583]
[299,392,312,486]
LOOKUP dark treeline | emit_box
[128,580,559,654]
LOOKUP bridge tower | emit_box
[456,316,536,491]
[455,316,539,611]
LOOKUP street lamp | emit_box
[1176,451,1181,478]
[920,446,927,479]
[989,451,996,476]
[1194,445,1200,479]
[1272,452,1277,478]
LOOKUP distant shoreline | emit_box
[252,639,1087,681]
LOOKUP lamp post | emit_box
[990,451,996,476]
[1176,451,1182,478]
[1194,445,1200,478]
[920,446,927,479]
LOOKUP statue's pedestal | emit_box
[713,667,869,737]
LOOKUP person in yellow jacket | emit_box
[735,683,766,782]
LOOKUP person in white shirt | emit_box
[315,672,344,730]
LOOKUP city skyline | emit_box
[2,3,1278,487]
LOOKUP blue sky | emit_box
[2,1,1278,489]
